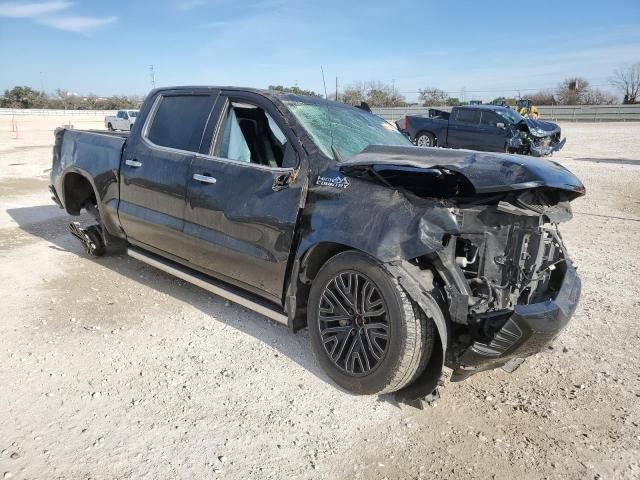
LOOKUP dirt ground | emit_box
[0,116,639,480]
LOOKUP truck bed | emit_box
[50,128,127,226]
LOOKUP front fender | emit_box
[295,174,459,264]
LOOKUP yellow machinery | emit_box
[515,99,539,119]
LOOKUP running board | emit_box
[127,247,288,325]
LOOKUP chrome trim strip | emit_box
[127,248,288,325]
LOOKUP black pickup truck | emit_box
[397,105,566,156]
[50,87,584,405]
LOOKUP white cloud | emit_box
[0,1,116,34]
[0,0,72,17]
[36,15,117,34]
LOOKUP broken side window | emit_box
[215,101,289,168]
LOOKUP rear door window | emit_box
[147,95,215,152]
[456,109,481,125]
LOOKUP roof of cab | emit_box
[149,85,335,106]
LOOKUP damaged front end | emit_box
[412,190,581,380]
[511,119,566,157]
[341,145,584,381]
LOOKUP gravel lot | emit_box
[1,116,639,479]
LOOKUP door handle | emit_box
[125,159,143,168]
[193,174,217,184]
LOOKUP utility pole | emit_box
[335,77,338,102]
[149,65,156,89]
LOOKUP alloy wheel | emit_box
[317,272,390,376]
[417,135,432,147]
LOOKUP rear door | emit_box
[447,108,482,149]
[119,90,217,258]
[182,92,306,304]
[479,110,508,152]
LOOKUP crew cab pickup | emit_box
[397,105,566,156]
[50,87,583,405]
[105,109,139,131]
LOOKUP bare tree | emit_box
[55,88,70,110]
[610,63,640,104]
[340,81,366,105]
[583,88,617,105]
[556,77,590,105]
[529,89,556,105]
[417,87,448,106]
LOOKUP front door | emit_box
[479,110,508,151]
[183,92,306,304]
[119,91,217,258]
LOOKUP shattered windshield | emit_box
[284,100,411,159]
[496,107,523,124]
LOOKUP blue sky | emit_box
[0,0,639,102]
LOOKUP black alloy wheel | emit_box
[317,271,390,375]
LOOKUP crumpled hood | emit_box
[520,118,560,137]
[340,145,585,198]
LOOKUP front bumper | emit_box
[451,263,581,381]
[530,137,566,156]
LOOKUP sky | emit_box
[0,0,639,102]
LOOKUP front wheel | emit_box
[415,132,435,147]
[308,251,435,395]
[107,122,114,131]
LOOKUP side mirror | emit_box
[496,122,505,129]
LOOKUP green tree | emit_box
[340,81,406,107]
[1,86,47,108]
[268,85,321,97]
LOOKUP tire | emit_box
[308,251,435,395]
[415,132,435,147]
[107,123,114,131]
[83,199,126,255]
[85,225,107,256]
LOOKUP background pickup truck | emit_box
[104,109,139,131]
[397,105,566,156]
[50,86,584,405]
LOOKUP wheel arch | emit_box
[286,241,364,332]
[61,169,99,215]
